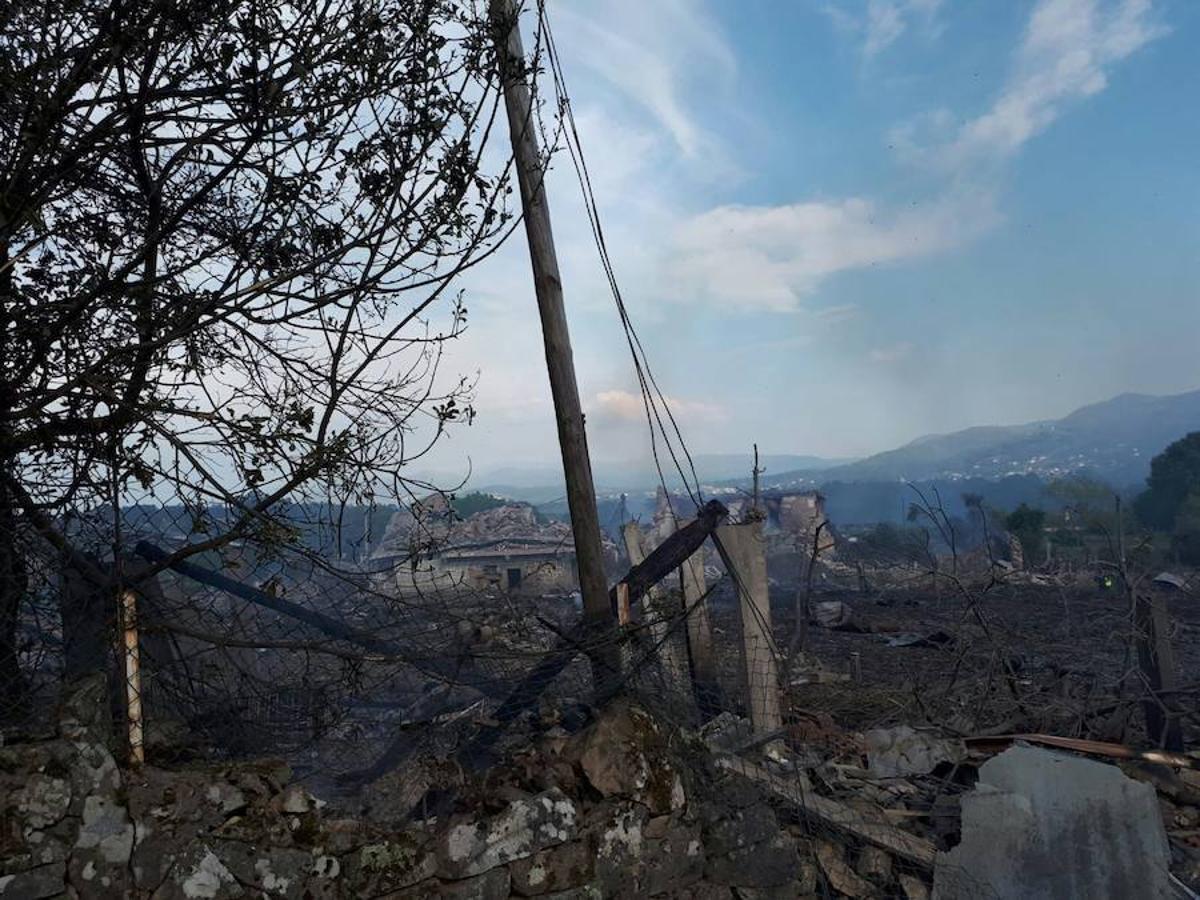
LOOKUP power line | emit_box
[533,1,706,517]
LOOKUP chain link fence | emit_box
[2,491,1196,895]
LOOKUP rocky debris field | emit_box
[5,617,1200,899]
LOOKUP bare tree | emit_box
[1,0,518,713]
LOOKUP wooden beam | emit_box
[438,503,727,781]
[717,756,938,869]
[614,500,727,611]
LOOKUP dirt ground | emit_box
[706,574,1200,750]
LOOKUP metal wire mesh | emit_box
[2,492,1195,896]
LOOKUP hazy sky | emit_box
[425,0,1199,480]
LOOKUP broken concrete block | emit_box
[864,726,965,778]
[813,600,856,630]
[271,784,317,815]
[205,782,248,817]
[701,801,780,859]
[933,745,1173,899]
[213,843,312,899]
[436,789,577,880]
[641,818,705,895]
[70,793,136,896]
[704,829,798,889]
[157,845,245,899]
[700,712,755,753]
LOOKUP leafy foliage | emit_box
[0,0,523,701]
[1134,432,1200,531]
[856,522,928,564]
[1005,502,1047,564]
[2,0,515,545]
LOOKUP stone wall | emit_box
[1,693,839,899]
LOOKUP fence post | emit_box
[658,510,721,718]
[1136,587,1183,751]
[622,523,693,706]
[714,521,782,735]
[120,589,145,766]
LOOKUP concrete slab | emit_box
[933,744,1173,899]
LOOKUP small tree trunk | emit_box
[0,251,30,723]
[0,485,28,723]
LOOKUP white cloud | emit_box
[660,0,1165,313]
[869,341,915,363]
[825,0,945,58]
[554,0,734,162]
[815,304,861,324]
[661,190,998,311]
[591,389,727,425]
[936,0,1166,170]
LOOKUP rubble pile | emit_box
[375,498,620,564]
[4,681,1199,898]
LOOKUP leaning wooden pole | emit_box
[490,0,619,695]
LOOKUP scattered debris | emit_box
[814,600,861,631]
[816,840,873,897]
[1154,571,1189,591]
[965,733,1198,769]
[864,726,966,778]
[716,756,940,869]
[881,630,955,649]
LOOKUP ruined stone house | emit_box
[372,497,614,596]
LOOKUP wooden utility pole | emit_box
[490,0,618,693]
[751,443,765,521]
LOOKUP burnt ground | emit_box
[706,577,1200,750]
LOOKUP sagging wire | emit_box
[532,0,706,515]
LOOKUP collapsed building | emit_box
[371,495,617,596]
[656,487,836,557]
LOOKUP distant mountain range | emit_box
[752,389,1200,491]
[472,453,852,497]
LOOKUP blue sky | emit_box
[430,0,1199,478]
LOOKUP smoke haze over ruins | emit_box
[429,0,1200,476]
